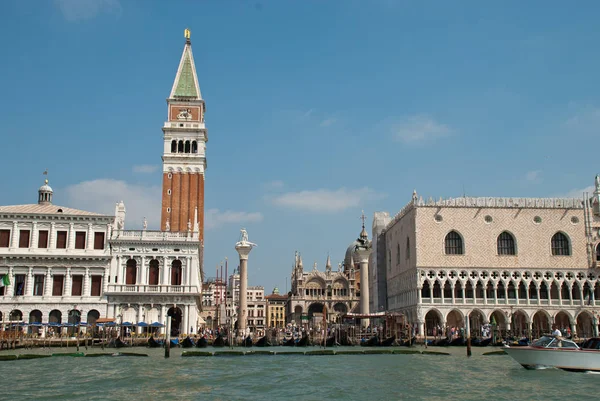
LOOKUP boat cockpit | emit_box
[531,336,579,349]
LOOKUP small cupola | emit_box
[38,178,53,205]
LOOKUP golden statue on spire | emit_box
[184,28,191,40]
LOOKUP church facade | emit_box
[370,176,600,339]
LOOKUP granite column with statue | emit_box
[235,228,256,339]
[354,215,373,329]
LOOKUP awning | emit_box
[198,317,206,324]
[96,318,115,323]
[150,322,165,327]
[137,322,149,327]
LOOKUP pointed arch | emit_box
[497,281,506,299]
[465,281,474,298]
[539,281,549,300]
[432,281,442,298]
[443,280,452,299]
[561,282,570,300]
[507,281,516,299]
[528,281,537,300]
[421,281,431,299]
[475,281,484,299]
[444,231,463,255]
[518,281,527,300]
[551,232,570,256]
[571,281,581,302]
[454,281,463,299]
[497,231,516,255]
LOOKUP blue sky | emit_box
[1,1,599,292]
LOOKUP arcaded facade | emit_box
[371,176,600,339]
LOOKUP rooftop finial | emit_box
[359,210,368,240]
[43,169,48,185]
[184,28,191,43]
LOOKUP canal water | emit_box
[0,346,598,400]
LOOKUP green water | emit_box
[0,346,598,400]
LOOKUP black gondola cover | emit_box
[181,336,196,348]
[196,337,208,348]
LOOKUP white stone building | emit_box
[105,202,202,336]
[370,176,600,339]
[0,181,113,331]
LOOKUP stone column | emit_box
[235,231,256,338]
[68,223,75,249]
[102,270,108,294]
[187,257,192,286]
[137,305,143,333]
[87,223,94,250]
[140,256,146,285]
[49,222,56,249]
[160,305,167,335]
[571,323,577,337]
[44,269,53,297]
[184,304,190,335]
[65,268,72,296]
[162,257,169,285]
[83,268,90,296]
[31,222,38,249]
[10,222,18,249]
[354,245,372,328]
[26,267,34,296]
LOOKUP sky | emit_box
[1,0,599,293]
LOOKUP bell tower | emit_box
[161,29,207,240]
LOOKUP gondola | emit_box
[322,336,337,347]
[196,336,208,348]
[242,336,253,347]
[212,335,226,347]
[433,338,449,346]
[109,338,129,348]
[169,338,179,348]
[283,337,296,347]
[147,336,163,348]
[379,335,396,347]
[449,337,467,346]
[181,336,196,348]
[296,334,310,347]
[475,337,493,347]
[255,336,271,347]
[339,336,356,346]
[360,336,379,347]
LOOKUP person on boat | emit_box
[552,325,561,336]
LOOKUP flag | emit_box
[0,275,10,287]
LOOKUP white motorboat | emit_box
[504,336,600,372]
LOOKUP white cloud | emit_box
[271,187,384,213]
[525,170,541,182]
[132,165,158,174]
[263,180,284,189]
[320,118,337,127]
[55,0,122,21]
[558,185,594,199]
[205,209,263,230]
[564,107,600,137]
[63,179,161,229]
[391,114,451,143]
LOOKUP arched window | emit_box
[149,259,160,285]
[551,232,570,256]
[125,259,137,285]
[444,231,463,255]
[171,260,182,285]
[596,243,600,261]
[178,140,184,153]
[171,140,177,153]
[396,244,400,265]
[192,141,198,153]
[497,231,516,255]
[406,237,410,260]
[184,140,191,153]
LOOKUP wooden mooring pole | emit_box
[165,316,171,358]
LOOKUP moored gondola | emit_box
[181,336,196,348]
[255,336,271,347]
[242,335,253,347]
[433,338,450,346]
[360,336,380,347]
[283,337,296,347]
[147,336,163,348]
[169,338,179,348]
[449,337,467,346]
[109,338,129,348]
[296,334,310,347]
[400,337,416,346]
[379,335,396,346]
[196,336,208,348]
[322,336,337,347]
[212,335,226,347]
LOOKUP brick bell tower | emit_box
[161,28,207,240]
